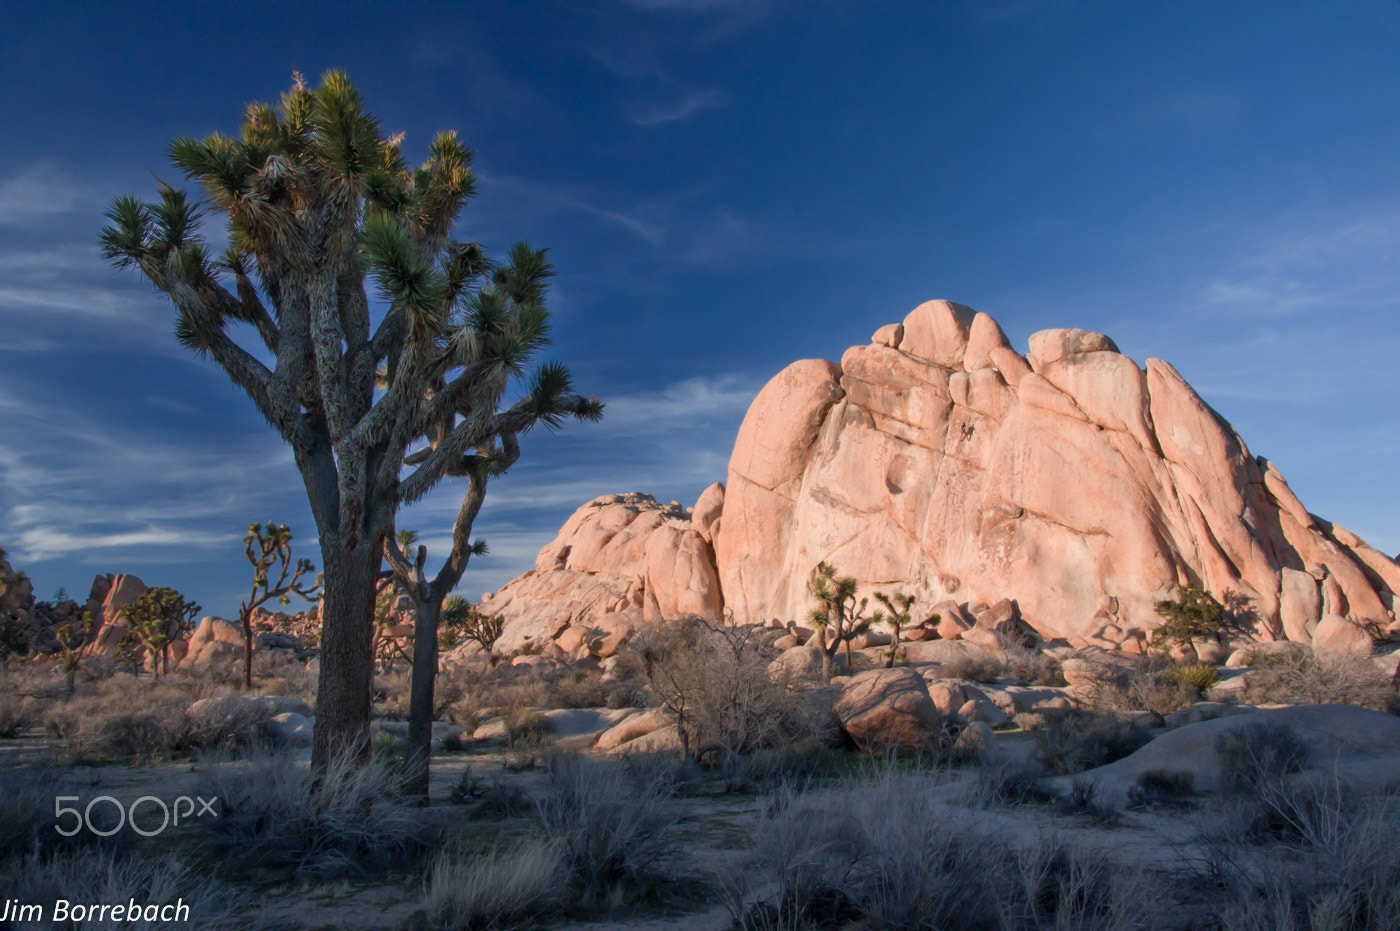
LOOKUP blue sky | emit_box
[2,1,1398,618]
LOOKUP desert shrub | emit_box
[1239,770,1357,846]
[0,692,31,737]
[0,848,256,930]
[1126,769,1195,809]
[548,671,612,709]
[255,658,317,707]
[1161,662,1220,692]
[0,765,131,860]
[720,741,848,793]
[503,707,551,746]
[1060,776,1120,824]
[423,841,565,930]
[46,694,189,764]
[967,760,1055,807]
[47,687,276,763]
[934,651,1004,683]
[1152,584,1227,659]
[1094,658,1206,717]
[1033,711,1153,775]
[196,749,430,879]
[533,755,681,903]
[998,641,1066,685]
[1244,650,1393,709]
[727,768,1165,930]
[375,667,414,719]
[1204,788,1400,928]
[1013,711,1047,732]
[371,730,406,765]
[1216,722,1310,796]
[620,751,703,798]
[452,766,532,819]
[183,694,277,753]
[619,616,832,764]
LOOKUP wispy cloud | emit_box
[629,86,729,126]
[0,165,88,225]
[1198,207,1400,318]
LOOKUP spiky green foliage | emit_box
[873,591,915,669]
[807,562,873,678]
[447,599,504,668]
[100,71,602,770]
[1151,584,1224,662]
[120,587,199,678]
[238,522,321,689]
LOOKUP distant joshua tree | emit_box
[807,562,873,680]
[873,591,915,668]
[54,613,94,696]
[439,595,504,669]
[238,522,321,689]
[101,71,600,774]
[121,587,200,677]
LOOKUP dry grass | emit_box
[195,749,432,879]
[1243,650,1395,709]
[534,754,682,903]
[423,841,565,929]
[1032,710,1154,775]
[0,847,258,930]
[726,767,1165,930]
[0,692,32,737]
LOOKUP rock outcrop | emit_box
[713,300,1399,646]
[485,301,1399,653]
[480,492,723,658]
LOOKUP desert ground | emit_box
[2,612,1399,930]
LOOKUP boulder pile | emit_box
[478,301,1400,659]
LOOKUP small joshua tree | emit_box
[807,562,873,681]
[440,596,504,669]
[121,587,200,677]
[54,612,93,696]
[1151,584,1224,663]
[239,522,322,689]
[874,591,915,668]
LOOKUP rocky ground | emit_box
[2,622,1398,930]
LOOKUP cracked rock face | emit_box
[712,300,1398,645]
[490,300,1399,651]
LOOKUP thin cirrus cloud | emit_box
[629,86,730,126]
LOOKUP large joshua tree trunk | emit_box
[313,539,381,768]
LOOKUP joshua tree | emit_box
[1151,584,1224,663]
[101,71,599,772]
[121,587,200,677]
[807,562,873,680]
[873,591,915,668]
[238,521,322,689]
[54,613,93,696]
[440,596,504,668]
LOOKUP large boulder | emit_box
[1311,613,1374,656]
[1077,705,1400,804]
[476,493,724,656]
[707,303,1397,644]
[834,667,942,752]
